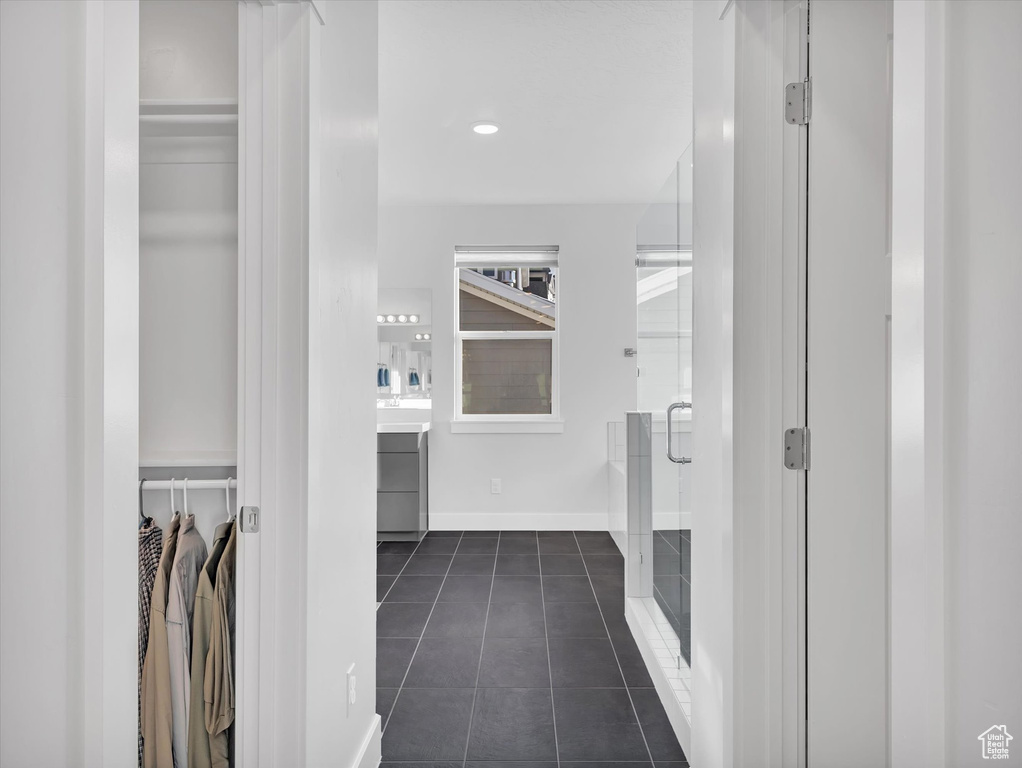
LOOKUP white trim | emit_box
[890,1,947,765]
[459,330,556,341]
[450,419,564,434]
[81,1,140,761]
[428,511,609,531]
[237,2,316,763]
[352,716,382,768]
[653,512,692,532]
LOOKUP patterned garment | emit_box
[138,521,164,767]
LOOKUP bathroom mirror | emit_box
[377,288,432,410]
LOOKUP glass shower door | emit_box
[636,147,693,665]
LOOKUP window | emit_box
[454,247,560,429]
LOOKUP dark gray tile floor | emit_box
[376,531,687,767]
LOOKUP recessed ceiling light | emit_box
[415,333,423,340]
[398,315,408,323]
[376,315,385,323]
[472,122,499,135]
[386,315,396,323]
[409,314,420,323]
[423,333,431,340]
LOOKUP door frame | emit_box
[690,1,808,766]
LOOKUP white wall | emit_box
[1,4,88,763]
[379,204,641,530]
[306,0,381,765]
[891,3,1022,766]
[139,0,239,469]
[2,1,139,764]
[942,2,1022,763]
[689,1,735,765]
[140,0,237,101]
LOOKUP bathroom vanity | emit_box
[377,423,429,541]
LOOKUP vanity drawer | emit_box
[377,492,420,531]
[377,452,419,492]
[377,433,420,453]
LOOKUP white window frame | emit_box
[453,246,563,433]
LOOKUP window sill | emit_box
[450,419,565,434]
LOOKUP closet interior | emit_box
[137,2,240,766]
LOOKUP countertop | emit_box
[377,422,431,435]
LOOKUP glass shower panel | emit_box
[635,145,693,663]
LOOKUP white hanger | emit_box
[183,477,189,518]
[169,478,177,516]
[225,477,233,521]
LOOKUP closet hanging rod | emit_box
[140,479,237,491]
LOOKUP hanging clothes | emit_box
[205,521,237,768]
[377,365,386,388]
[187,521,231,768]
[142,514,182,768]
[168,516,208,768]
[139,520,164,767]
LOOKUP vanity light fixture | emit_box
[377,315,385,323]
[472,121,499,135]
[398,315,408,323]
[386,315,396,323]
[409,314,420,323]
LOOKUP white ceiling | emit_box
[379,0,693,206]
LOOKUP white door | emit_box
[805,1,892,765]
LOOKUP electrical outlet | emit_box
[491,478,502,494]
[346,664,356,714]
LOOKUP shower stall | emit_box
[620,148,694,747]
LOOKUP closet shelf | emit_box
[140,450,238,469]
[140,99,239,138]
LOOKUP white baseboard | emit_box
[652,511,692,532]
[429,511,610,531]
[352,714,382,768]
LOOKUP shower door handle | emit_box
[667,402,692,465]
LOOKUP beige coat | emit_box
[141,514,181,768]
[168,516,208,768]
[187,521,231,768]
[205,521,237,768]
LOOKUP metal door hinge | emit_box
[783,427,810,471]
[240,505,260,533]
[785,78,812,125]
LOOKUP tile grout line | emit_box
[573,532,657,768]
[381,532,465,738]
[538,532,562,768]
[378,535,429,606]
[461,531,503,768]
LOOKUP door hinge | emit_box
[785,78,811,125]
[783,427,810,471]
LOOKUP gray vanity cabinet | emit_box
[377,430,428,540]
